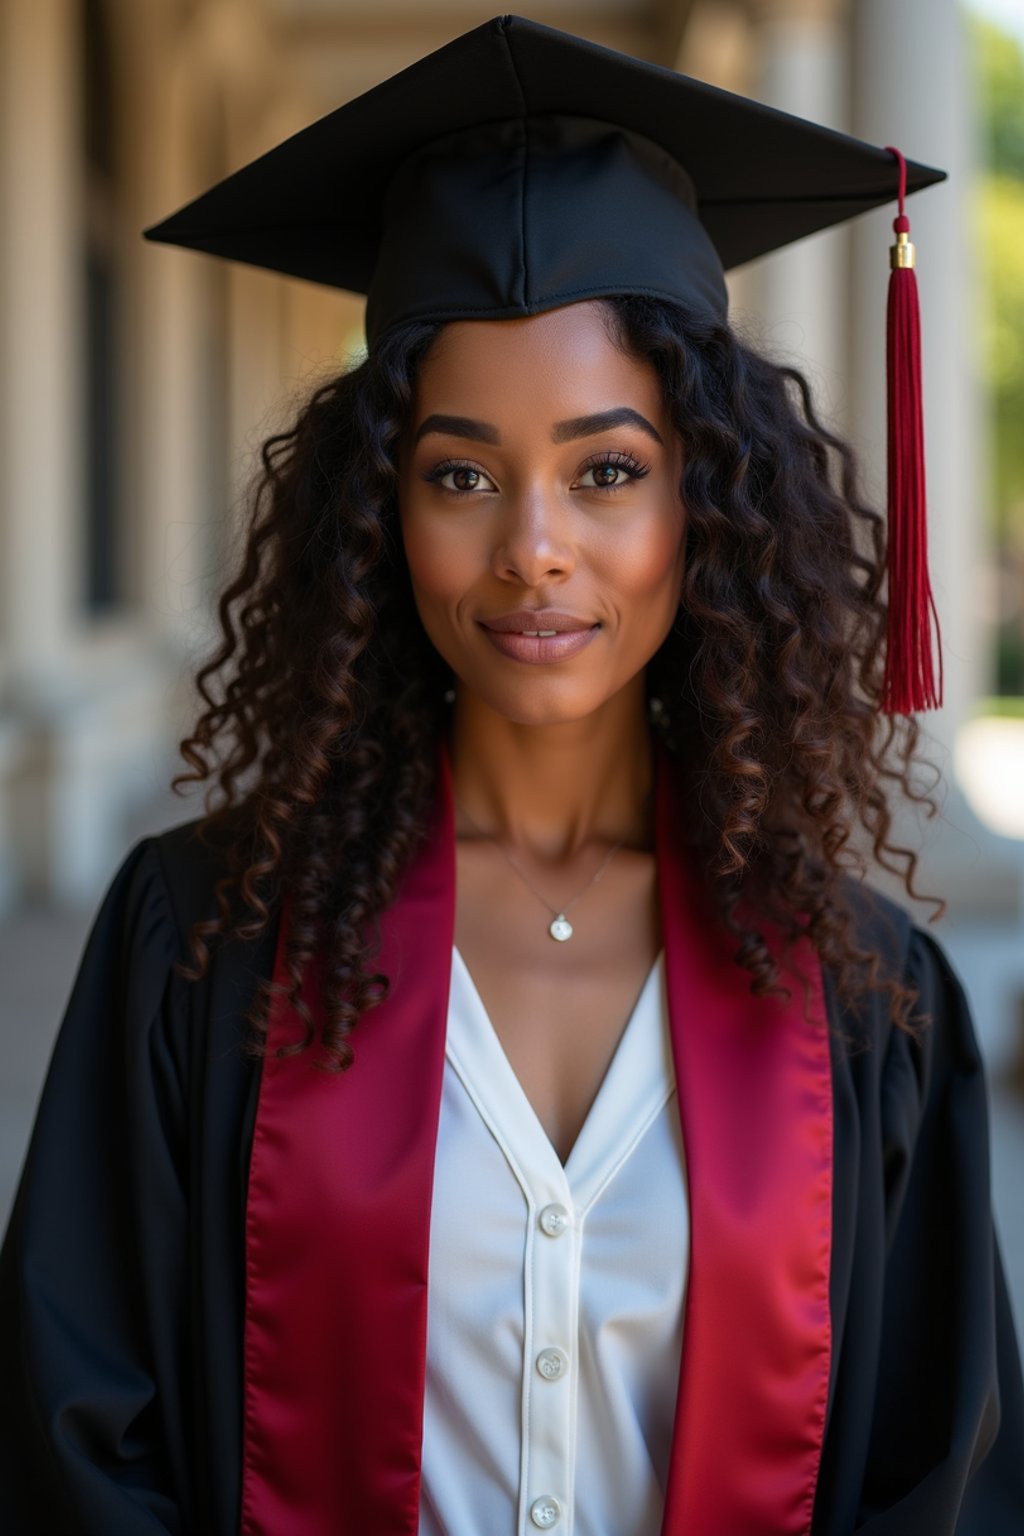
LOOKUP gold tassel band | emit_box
[890,229,916,270]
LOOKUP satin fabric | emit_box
[240,747,833,1535]
[655,772,833,1532]
[240,760,456,1536]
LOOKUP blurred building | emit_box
[1,0,1023,1070]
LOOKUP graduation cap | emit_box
[143,13,945,714]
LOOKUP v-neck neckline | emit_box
[447,945,673,1202]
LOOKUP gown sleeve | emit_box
[855,923,1024,1532]
[0,837,194,1535]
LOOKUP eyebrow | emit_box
[552,408,664,446]
[413,413,501,446]
[412,406,664,448]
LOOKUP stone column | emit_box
[739,0,849,429]
[133,39,223,648]
[0,0,88,903]
[0,0,82,685]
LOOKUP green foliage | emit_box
[970,14,1024,175]
[968,12,1024,540]
[978,174,1024,528]
[973,694,1024,720]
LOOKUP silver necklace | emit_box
[455,795,625,942]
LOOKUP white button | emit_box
[536,1346,568,1381]
[530,1495,562,1528]
[538,1203,569,1237]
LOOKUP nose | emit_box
[491,486,575,586]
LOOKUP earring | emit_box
[444,686,456,704]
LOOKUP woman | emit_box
[2,15,1022,1536]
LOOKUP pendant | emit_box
[549,914,573,942]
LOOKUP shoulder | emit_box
[101,809,277,1064]
[832,870,914,974]
[114,807,252,949]
[149,805,249,876]
[831,869,969,1000]
[75,808,260,1008]
[824,872,977,1069]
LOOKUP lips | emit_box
[480,609,596,635]
[478,610,600,665]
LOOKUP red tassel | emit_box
[881,145,943,714]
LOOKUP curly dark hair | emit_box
[171,294,942,1070]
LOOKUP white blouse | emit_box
[418,947,690,1536]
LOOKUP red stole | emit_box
[241,749,833,1535]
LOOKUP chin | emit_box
[497,702,598,728]
[463,674,616,728]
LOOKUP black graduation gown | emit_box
[1,816,1023,1534]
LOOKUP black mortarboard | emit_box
[143,13,946,714]
[143,13,943,343]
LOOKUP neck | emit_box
[447,675,655,859]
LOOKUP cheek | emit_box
[399,501,472,609]
[603,505,686,611]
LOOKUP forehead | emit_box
[413,301,664,416]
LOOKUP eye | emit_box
[573,451,651,491]
[424,459,498,495]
